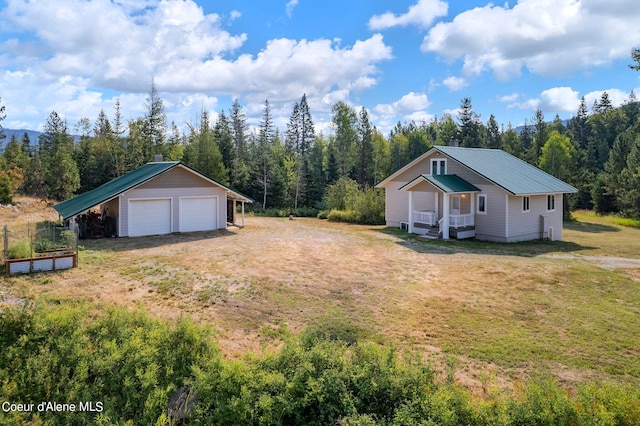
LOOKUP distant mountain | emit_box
[1,128,42,150]
[1,128,81,150]
[514,119,570,133]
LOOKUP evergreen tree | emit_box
[501,123,523,158]
[144,79,167,156]
[486,114,501,149]
[356,107,374,186]
[298,94,315,156]
[38,111,79,199]
[549,114,566,134]
[457,97,482,147]
[20,132,31,157]
[22,154,47,198]
[528,109,548,164]
[257,100,275,209]
[0,97,5,146]
[214,112,234,172]
[631,47,640,71]
[331,101,358,177]
[229,99,249,189]
[184,109,227,184]
[3,134,28,170]
[568,97,590,151]
[326,141,339,185]
[305,135,327,207]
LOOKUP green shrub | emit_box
[7,239,31,259]
[33,237,54,252]
[327,209,360,223]
[0,303,218,426]
[317,209,330,219]
[4,303,640,425]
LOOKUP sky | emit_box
[1,0,640,137]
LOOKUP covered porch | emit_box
[400,174,480,240]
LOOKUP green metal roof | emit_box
[53,162,179,219]
[435,146,578,195]
[400,174,480,193]
[54,161,254,220]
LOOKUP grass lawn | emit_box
[2,201,640,393]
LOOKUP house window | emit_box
[477,194,487,214]
[522,196,530,212]
[431,158,447,175]
[547,195,556,211]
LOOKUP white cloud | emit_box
[374,92,431,118]
[584,88,633,110]
[509,87,635,117]
[442,76,467,91]
[0,0,393,130]
[368,0,448,30]
[498,93,520,103]
[421,0,640,79]
[538,87,580,113]
[286,0,299,18]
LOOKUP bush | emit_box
[3,303,640,425]
[7,239,31,259]
[327,209,360,223]
[252,207,320,218]
[323,178,385,225]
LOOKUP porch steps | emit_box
[417,226,442,240]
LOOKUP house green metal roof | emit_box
[53,161,253,220]
[435,146,578,195]
[400,174,480,193]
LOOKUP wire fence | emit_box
[2,221,79,273]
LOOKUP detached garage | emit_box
[53,161,252,237]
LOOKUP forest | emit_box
[1,80,640,221]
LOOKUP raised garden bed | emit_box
[5,249,77,275]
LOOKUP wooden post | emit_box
[408,191,414,234]
[443,193,450,240]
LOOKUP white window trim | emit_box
[522,196,530,213]
[430,158,447,175]
[477,194,487,215]
[547,194,556,212]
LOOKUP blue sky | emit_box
[1,0,639,136]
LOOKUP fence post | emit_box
[3,224,7,260]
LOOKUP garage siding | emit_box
[120,186,227,236]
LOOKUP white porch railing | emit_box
[449,213,474,228]
[413,210,436,226]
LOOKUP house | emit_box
[375,146,577,242]
[53,160,253,237]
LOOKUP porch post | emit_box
[408,190,414,234]
[233,200,237,226]
[241,202,245,227]
[434,192,439,219]
[470,193,475,226]
[442,193,450,239]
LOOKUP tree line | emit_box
[1,78,640,219]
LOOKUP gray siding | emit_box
[119,167,227,237]
[506,193,563,241]
[384,180,409,227]
[474,184,508,241]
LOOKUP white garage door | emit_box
[179,196,218,232]
[128,199,172,237]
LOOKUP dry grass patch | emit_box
[3,205,640,393]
